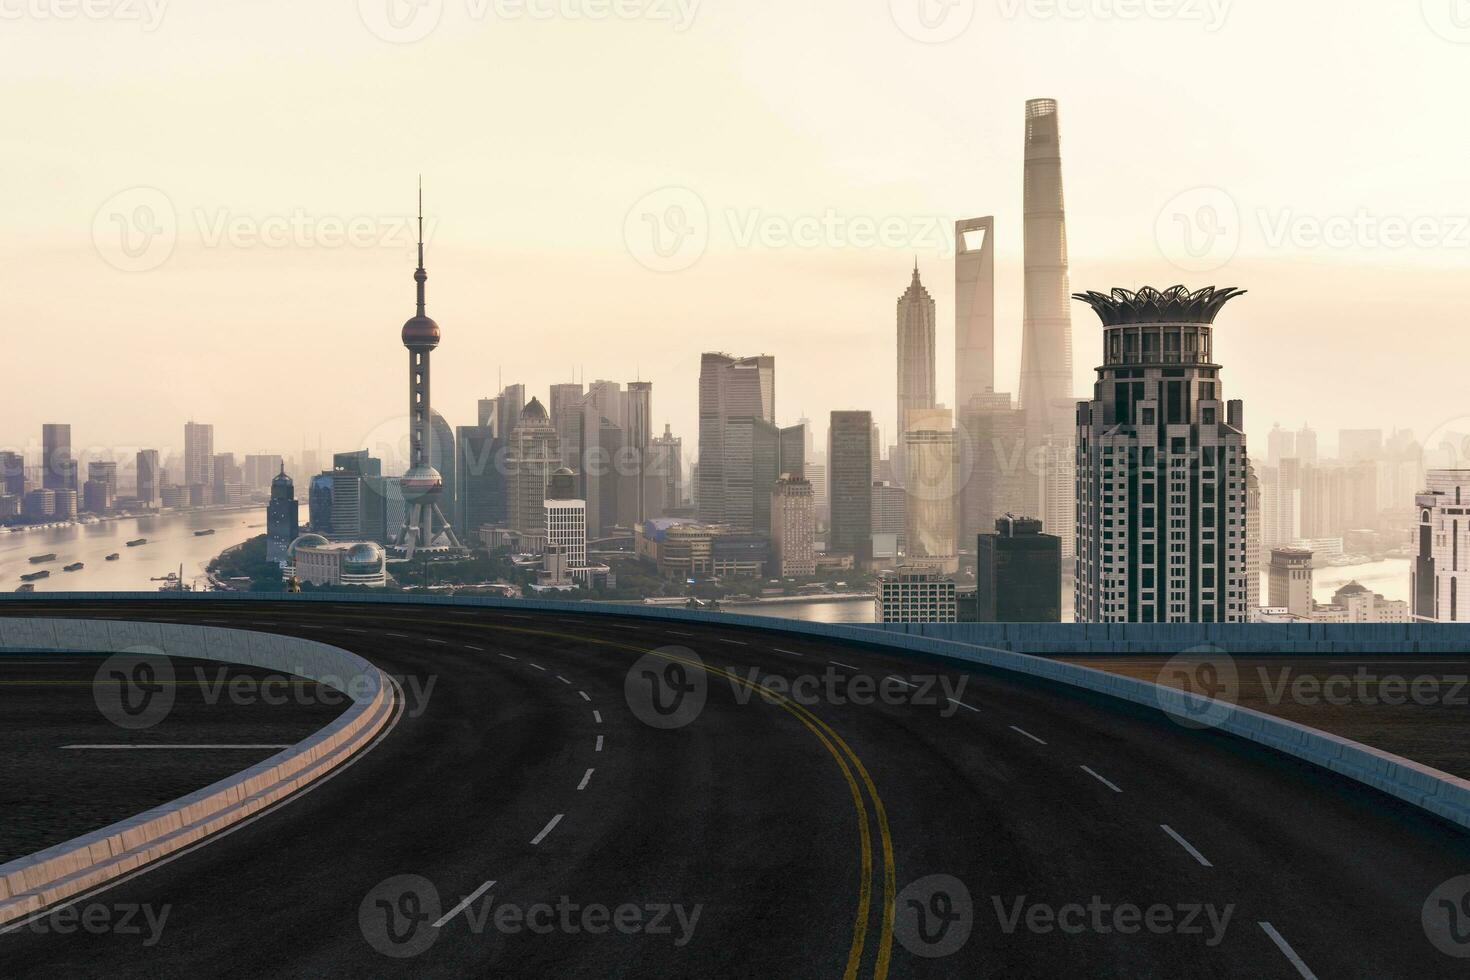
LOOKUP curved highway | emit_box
[2,599,1468,977]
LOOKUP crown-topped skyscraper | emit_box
[393,182,464,557]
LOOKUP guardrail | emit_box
[4,593,1468,837]
[0,618,396,927]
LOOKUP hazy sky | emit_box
[4,0,1470,470]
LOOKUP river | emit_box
[1,507,278,593]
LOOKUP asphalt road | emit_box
[2,599,1469,977]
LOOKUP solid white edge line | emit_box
[1081,765,1123,793]
[432,880,496,928]
[62,745,292,750]
[1009,725,1047,745]
[530,813,564,846]
[577,768,594,791]
[1161,824,1213,868]
[1258,922,1317,979]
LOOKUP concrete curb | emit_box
[0,618,395,926]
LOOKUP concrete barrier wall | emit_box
[0,618,396,926]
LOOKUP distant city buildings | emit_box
[636,518,768,580]
[896,263,937,478]
[770,476,816,577]
[42,424,75,492]
[266,464,299,563]
[1413,470,1470,622]
[875,565,957,623]
[288,534,387,588]
[697,352,775,530]
[1075,286,1251,624]
[507,397,560,546]
[828,410,873,563]
[977,515,1061,623]
[184,422,214,488]
[1260,546,1408,623]
[903,406,957,574]
[136,449,161,509]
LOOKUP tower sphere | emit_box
[402,314,440,349]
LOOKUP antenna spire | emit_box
[414,176,427,316]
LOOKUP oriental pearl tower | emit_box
[393,183,464,557]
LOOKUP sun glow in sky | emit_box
[4,0,1470,466]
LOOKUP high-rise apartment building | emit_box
[0,451,24,497]
[184,422,214,488]
[770,476,816,577]
[875,566,957,623]
[1246,462,1261,612]
[1413,470,1470,622]
[42,424,76,492]
[697,353,776,528]
[545,468,588,575]
[650,423,683,514]
[977,515,1061,623]
[903,406,957,573]
[828,410,874,562]
[1075,286,1251,624]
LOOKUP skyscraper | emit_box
[829,410,873,562]
[954,217,996,416]
[0,451,24,497]
[626,381,654,524]
[42,424,75,492]
[136,449,160,508]
[1020,98,1074,438]
[457,424,505,539]
[896,263,937,478]
[392,185,463,557]
[1413,470,1470,622]
[650,423,683,514]
[183,422,213,488]
[1074,286,1250,624]
[507,397,561,542]
[903,406,957,573]
[977,515,1061,623]
[770,476,816,577]
[697,353,775,527]
[266,464,299,563]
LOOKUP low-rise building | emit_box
[287,534,388,588]
[875,565,957,623]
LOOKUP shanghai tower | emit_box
[1019,98,1073,440]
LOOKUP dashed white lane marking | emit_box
[593,710,603,723]
[466,645,483,652]
[719,638,747,646]
[1161,824,1213,867]
[774,648,804,657]
[499,654,518,661]
[607,624,639,631]
[448,611,478,617]
[386,632,409,638]
[668,630,695,637]
[556,675,571,685]
[595,735,604,751]
[425,638,447,645]
[947,698,979,713]
[344,628,367,633]
[830,661,858,671]
[886,676,915,688]
[577,768,594,791]
[297,625,323,630]
[432,880,496,928]
[530,663,547,671]
[63,744,292,750]
[1009,725,1047,745]
[530,814,564,846]
[579,691,591,701]
[1258,922,1317,979]
[1081,766,1123,793]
